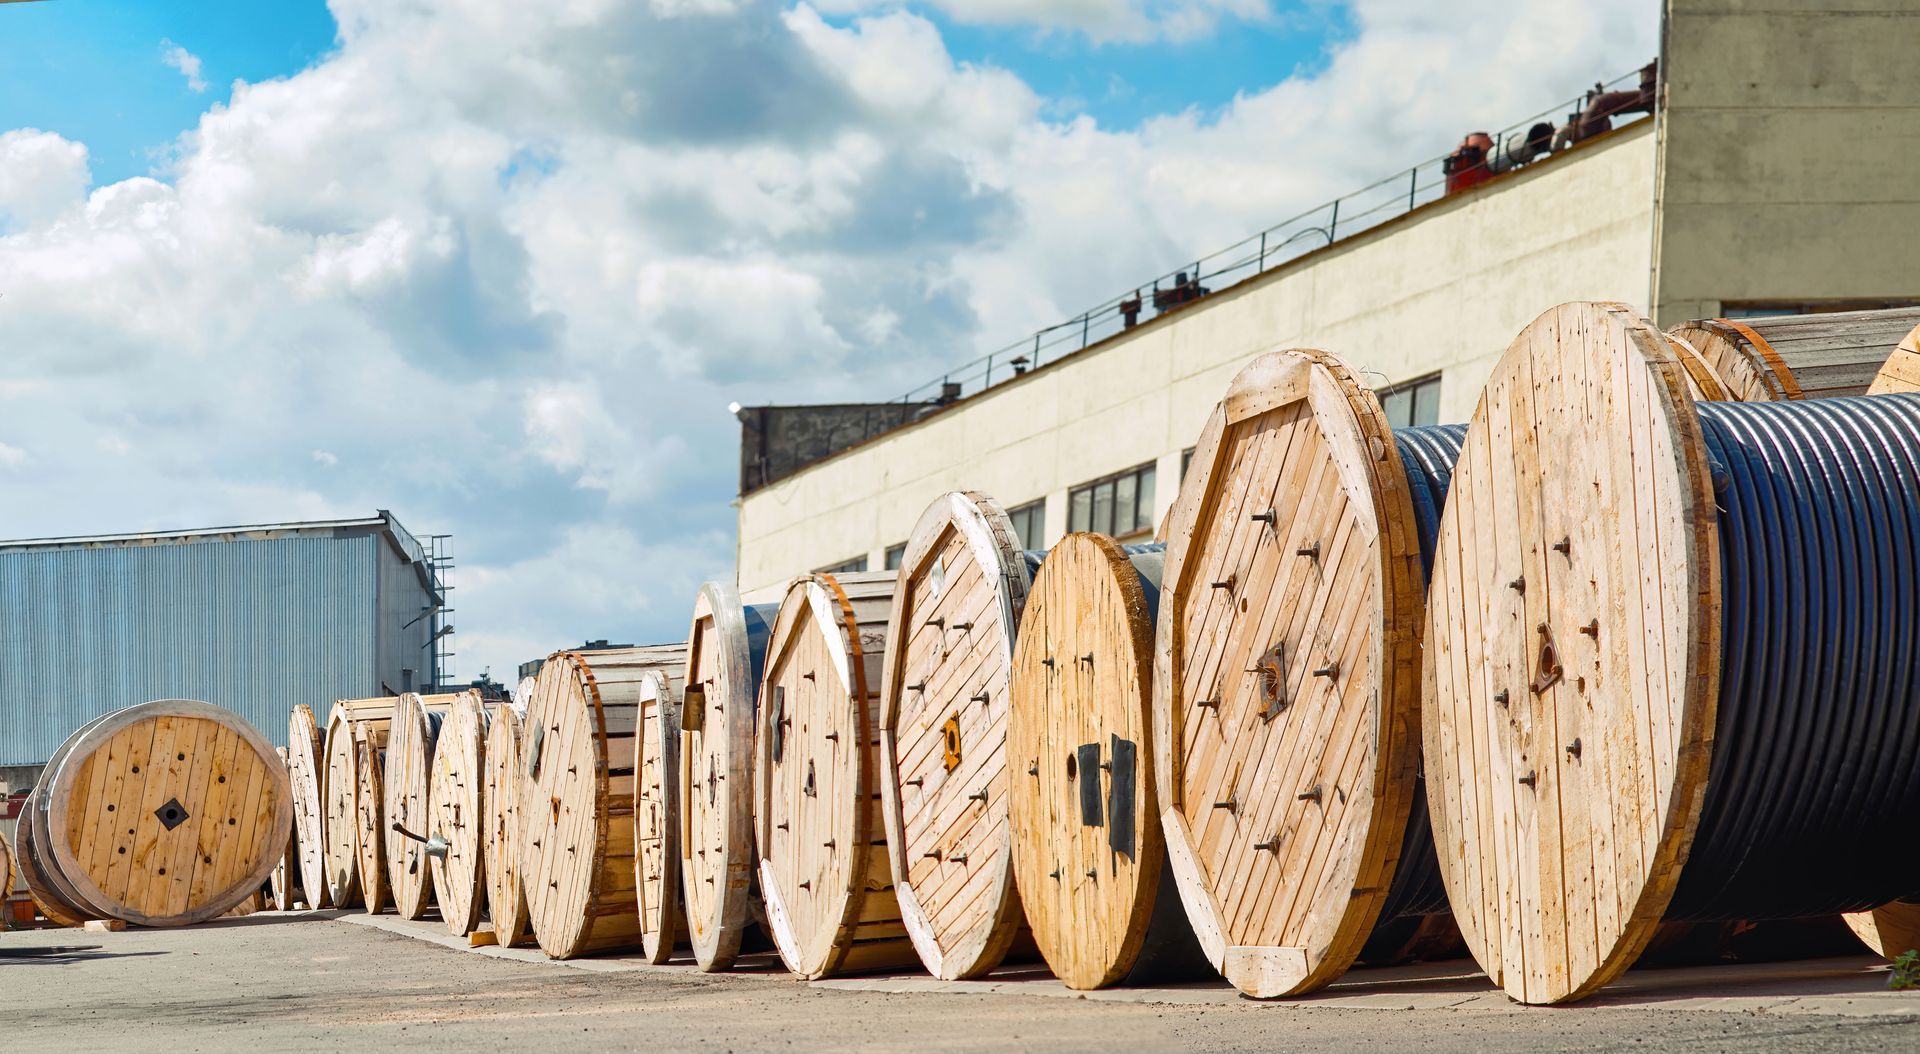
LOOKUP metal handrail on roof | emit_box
[890,64,1656,408]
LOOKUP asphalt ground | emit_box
[2,911,1916,1052]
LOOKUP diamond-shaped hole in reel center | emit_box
[154,798,190,831]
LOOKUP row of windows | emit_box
[846,375,1445,575]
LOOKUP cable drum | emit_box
[1670,394,1920,920]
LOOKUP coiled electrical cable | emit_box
[1374,424,1468,922]
[1667,393,1920,920]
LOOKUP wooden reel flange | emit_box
[633,666,687,964]
[383,692,460,921]
[286,703,328,908]
[755,572,919,979]
[680,581,779,971]
[878,491,1034,980]
[1153,348,1426,997]
[484,703,532,947]
[1421,301,1722,1005]
[427,691,489,935]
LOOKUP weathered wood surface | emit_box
[1012,534,1203,989]
[1844,901,1920,959]
[355,731,389,914]
[270,747,297,911]
[0,828,13,926]
[485,703,532,947]
[521,644,687,959]
[1868,321,1920,395]
[429,693,490,935]
[384,692,463,921]
[1421,301,1721,1005]
[286,704,328,908]
[681,581,780,971]
[757,571,920,979]
[879,491,1034,980]
[633,667,687,964]
[16,786,94,927]
[36,699,292,927]
[322,695,399,909]
[1669,307,1920,401]
[1152,348,1426,998]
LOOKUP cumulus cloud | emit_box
[0,0,1657,678]
[161,39,209,93]
[813,0,1273,43]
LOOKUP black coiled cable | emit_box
[1375,425,1468,922]
[1667,394,1920,920]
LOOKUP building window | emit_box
[1068,462,1156,539]
[1380,374,1442,429]
[884,543,907,571]
[817,555,868,574]
[1006,500,1045,551]
[1180,447,1195,481]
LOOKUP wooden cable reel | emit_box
[878,491,1034,980]
[286,703,328,908]
[633,666,687,963]
[321,695,397,909]
[29,699,291,926]
[1868,320,1920,395]
[383,692,461,921]
[16,786,91,926]
[1010,535,1211,989]
[1668,306,1920,402]
[681,580,779,971]
[1421,301,1920,1004]
[270,746,297,910]
[520,644,686,958]
[484,703,532,947]
[1152,349,1426,997]
[0,827,13,928]
[355,731,388,913]
[755,571,919,979]
[428,692,489,935]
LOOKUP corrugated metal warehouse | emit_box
[0,512,446,789]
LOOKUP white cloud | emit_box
[0,0,1657,680]
[0,130,90,230]
[811,0,1272,43]
[161,39,209,93]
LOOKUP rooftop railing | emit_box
[891,64,1656,407]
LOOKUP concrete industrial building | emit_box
[0,512,448,790]
[734,0,1920,590]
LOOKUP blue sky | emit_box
[0,0,1657,678]
[1,1,1346,187]
[0,1,339,184]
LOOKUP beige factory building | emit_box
[735,0,1920,591]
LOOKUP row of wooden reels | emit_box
[266,303,1920,1006]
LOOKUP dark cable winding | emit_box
[1667,394,1920,920]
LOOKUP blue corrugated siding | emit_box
[0,535,378,766]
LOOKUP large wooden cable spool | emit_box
[1421,300,1920,1004]
[427,692,489,935]
[878,491,1034,980]
[355,732,389,913]
[633,667,687,964]
[383,692,461,921]
[30,699,291,926]
[1868,321,1920,395]
[1152,349,1428,998]
[521,644,687,958]
[755,571,919,979]
[270,747,297,910]
[0,827,13,926]
[15,787,92,926]
[1844,902,1920,959]
[1010,535,1211,989]
[321,695,397,909]
[286,704,328,908]
[1668,306,1920,402]
[484,703,532,947]
[681,580,779,971]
